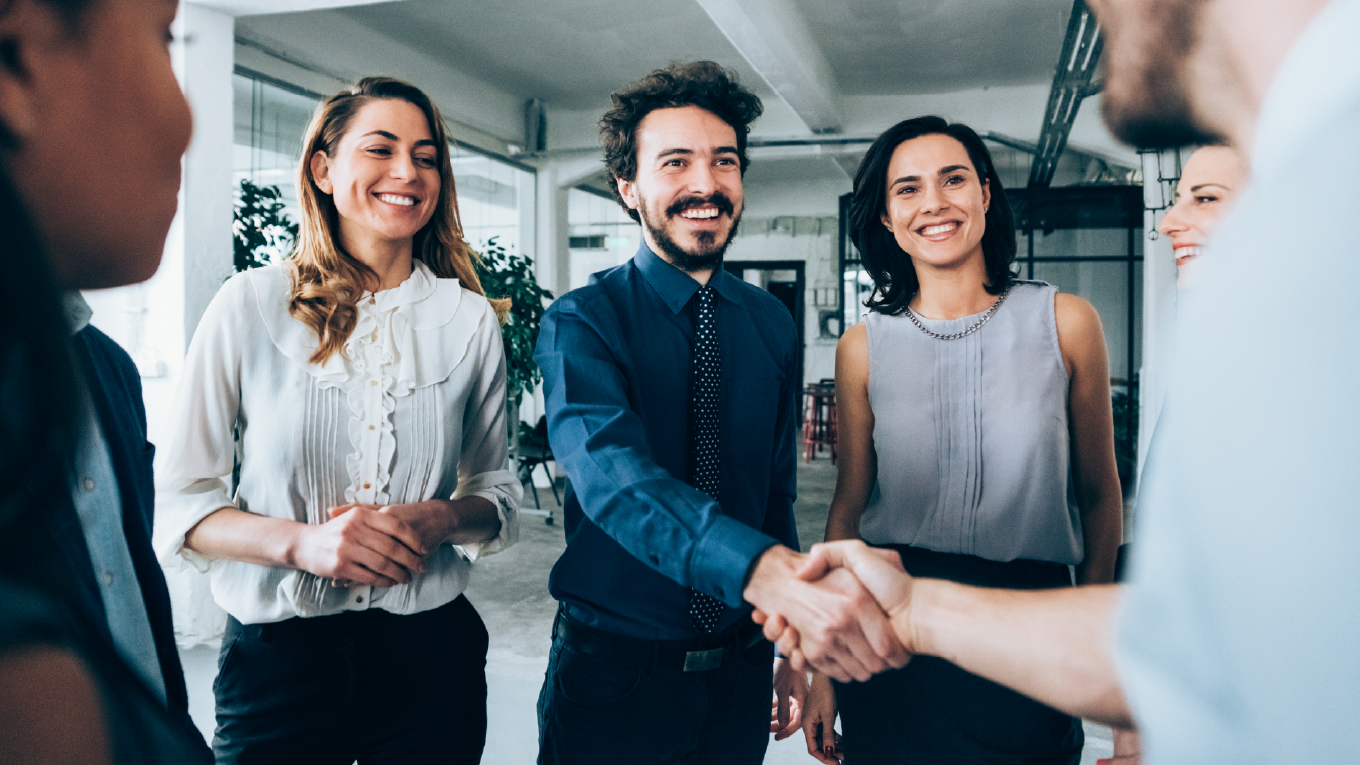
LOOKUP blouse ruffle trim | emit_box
[247,259,490,396]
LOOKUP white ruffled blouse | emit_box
[154,260,521,624]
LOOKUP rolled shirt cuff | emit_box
[451,469,522,560]
[688,515,780,608]
[153,480,236,574]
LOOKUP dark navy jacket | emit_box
[45,326,191,717]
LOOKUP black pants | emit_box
[537,609,774,765]
[212,595,489,765]
[836,546,1084,765]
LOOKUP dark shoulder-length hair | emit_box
[849,116,1016,316]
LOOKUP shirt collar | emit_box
[64,291,92,335]
[633,242,741,314]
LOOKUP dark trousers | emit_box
[836,546,1084,765]
[537,609,774,765]
[212,595,489,765]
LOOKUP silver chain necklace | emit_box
[904,285,1013,341]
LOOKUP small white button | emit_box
[101,572,113,586]
[82,477,95,492]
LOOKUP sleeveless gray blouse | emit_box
[860,281,1083,565]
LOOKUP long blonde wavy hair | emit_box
[288,76,509,364]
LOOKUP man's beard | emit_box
[638,192,740,272]
[1099,0,1223,149]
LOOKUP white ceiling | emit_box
[794,0,1073,95]
[334,0,781,111]
[330,0,1076,110]
[231,0,1134,193]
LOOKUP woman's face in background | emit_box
[1,0,192,289]
[879,133,991,275]
[1158,145,1248,288]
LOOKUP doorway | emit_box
[723,260,805,399]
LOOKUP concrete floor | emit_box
[179,455,1114,763]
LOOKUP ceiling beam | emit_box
[1028,0,1103,187]
[693,0,843,134]
[190,0,405,17]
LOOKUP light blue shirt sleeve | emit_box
[1116,4,1360,760]
[71,395,167,706]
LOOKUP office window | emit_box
[451,147,535,257]
[233,70,319,232]
[568,188,641,289]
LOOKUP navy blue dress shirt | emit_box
[535,244,800,640]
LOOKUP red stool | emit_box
[801,382,837,463]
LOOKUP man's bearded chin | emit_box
[1102,72,1223,149]
[641,195,742,273]
[1099,0,1223,149]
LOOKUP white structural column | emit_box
[535,166,571,301]
[532,156,608,300]
[1136,148,1182,483]
[693,0,842,134]
[157,2,236,648]
[177,3,237,348]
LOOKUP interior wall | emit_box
[726,216,841,384]
[742,177,849,219]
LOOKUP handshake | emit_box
[744,540,921,682]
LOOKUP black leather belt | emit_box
[553,609,769,672]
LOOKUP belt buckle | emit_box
[682,647,724,672]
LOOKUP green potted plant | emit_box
[473,236,553,409]
[233,179,297,272]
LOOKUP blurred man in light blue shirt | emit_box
[763,1,1360,762]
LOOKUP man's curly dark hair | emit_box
[599,61,763,222]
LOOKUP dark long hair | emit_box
[0,171,79,602]
[0,0,93,529]
[849,116,1016,316]
[0,1,95,612]
[0,170,76,519]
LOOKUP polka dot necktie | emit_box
[689,285,725,634]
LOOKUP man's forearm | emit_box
[908,581,1134,728]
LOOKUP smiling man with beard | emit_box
[532,61,908,765]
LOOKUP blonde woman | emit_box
[155,77,520,765]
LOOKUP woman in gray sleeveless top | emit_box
[800,117,1123,765]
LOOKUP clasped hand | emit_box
[746,541,919,682]
[293,502,443,589]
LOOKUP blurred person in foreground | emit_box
[0,0,210,762]
[760,0,1358,763]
